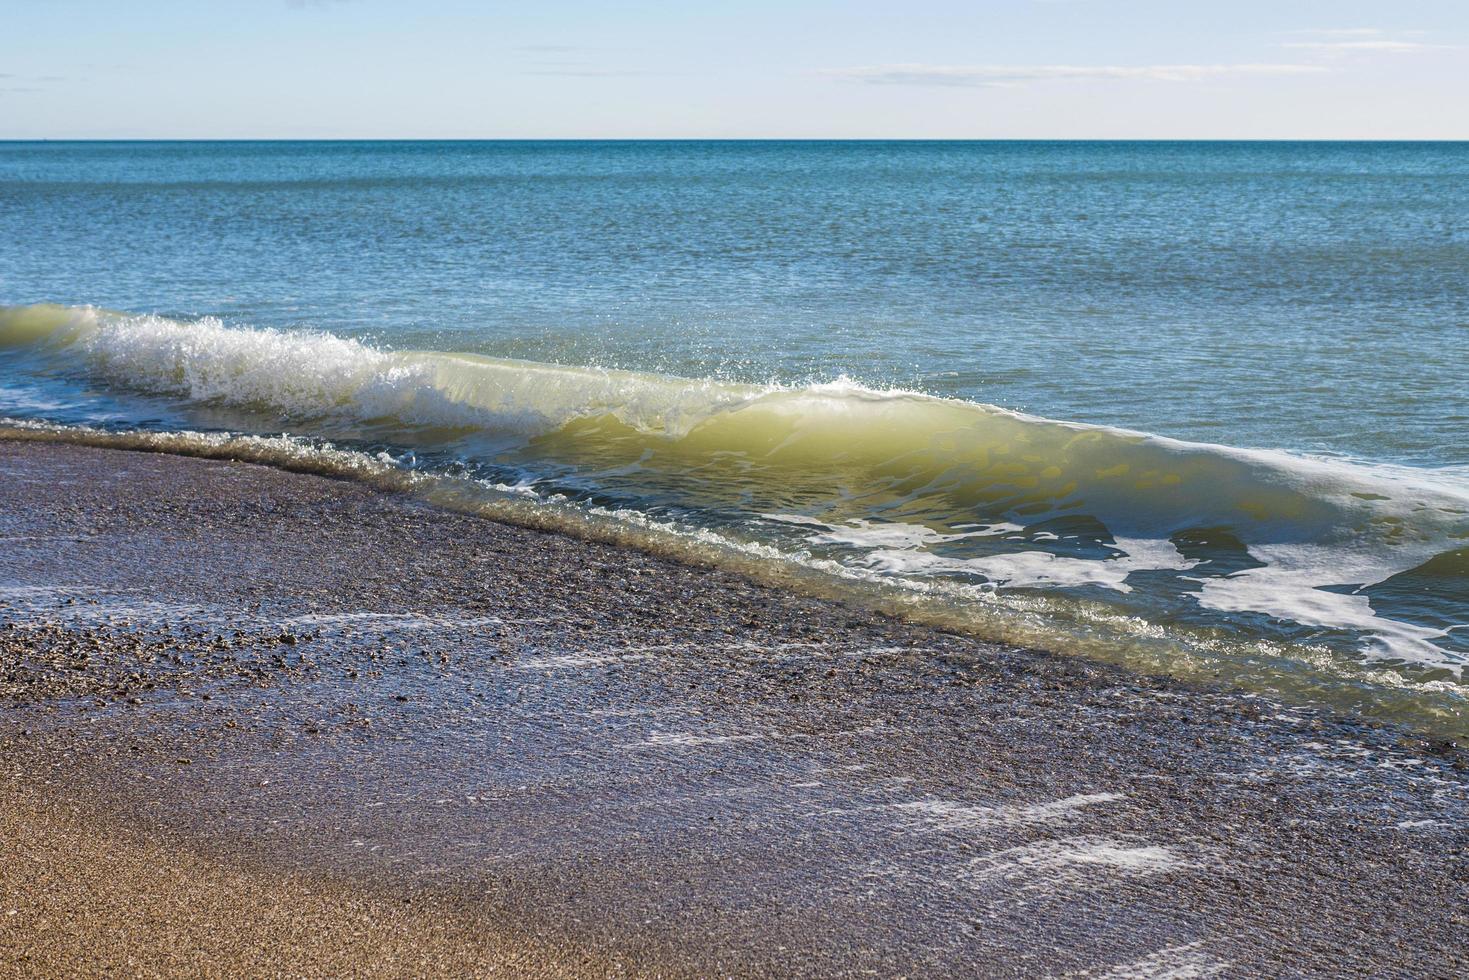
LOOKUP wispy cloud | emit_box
[1282,40,1443,52]
[1280,28,1451,53]
[821,63,1328,88]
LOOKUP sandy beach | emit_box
[1,437,1465,977]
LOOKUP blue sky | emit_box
[2,0,1466,138]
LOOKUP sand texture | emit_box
[1,439,1465,977]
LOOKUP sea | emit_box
[1,140,1465,734]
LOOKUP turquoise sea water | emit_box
[2,141,1466,731]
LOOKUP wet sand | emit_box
[1,438,1465,977]
[0,788,594,976]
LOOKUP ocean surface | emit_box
[1,140,1466,733]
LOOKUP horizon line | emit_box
[3,136,1468,143]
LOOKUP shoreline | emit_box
[4,419,1462,740]
[2,438,1465,975]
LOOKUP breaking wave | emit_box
[3,304,1467,733]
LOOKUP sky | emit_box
[1,0,1466,139]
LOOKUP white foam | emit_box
[894,792,1124,831]
[853,535,1195,594]
[809,519,1022,550]
[626,731,770,748]
[1086,941,1229,980]
[65,308,766,437]
[963,836,1186,890]
[1395,819,1438,830]
[1196,543,1463,668]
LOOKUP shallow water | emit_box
[1,140,1466,731]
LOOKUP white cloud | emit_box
[820,63,1328,88]
[1282,40,1443,53]
[1280,28,1451,53]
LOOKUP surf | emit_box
[2,303,1466,733]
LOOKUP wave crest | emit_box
[5,303,1464,543]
